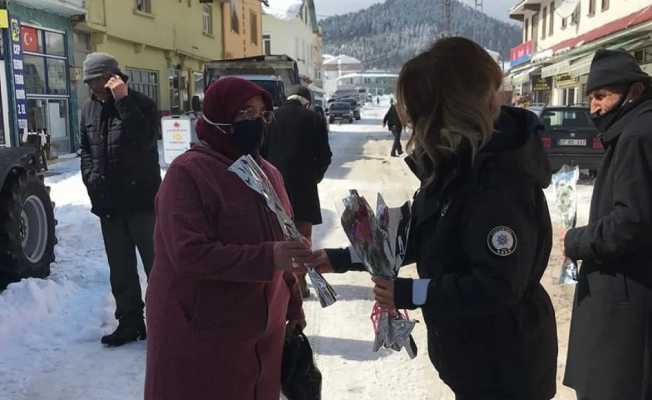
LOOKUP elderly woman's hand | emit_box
[273,241,312,271]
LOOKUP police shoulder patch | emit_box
[487,226,517,257]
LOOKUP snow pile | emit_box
[263,0,303,20]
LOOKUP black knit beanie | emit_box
[586,49,650,93]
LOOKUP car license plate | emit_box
[559,139,587,146]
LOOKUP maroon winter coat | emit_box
[144,142,304,400]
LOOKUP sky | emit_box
[314,0,516,23]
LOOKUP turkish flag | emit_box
[21,26,38,53]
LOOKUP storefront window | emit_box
[45,31,65,57]
[47,59,67,95]
[24,55,46,94]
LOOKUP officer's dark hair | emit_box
[397,37,503,187]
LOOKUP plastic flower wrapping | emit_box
[229,155,338,307]
[341,190,417,358]
[552,165,580,285]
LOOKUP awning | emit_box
[556,0,580,18]
[543,35,652,78]
[511,66,541,86]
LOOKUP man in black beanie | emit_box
[263,86,332,298]
[563,48,652,400]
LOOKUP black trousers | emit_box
[391,127,403,156]
[100,211,155,322]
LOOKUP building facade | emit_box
[509,0,652,106]
[322,54,364,95]
[262,0,322,86]
[80,0,225,116]
[0,0,84,155]
[222,0,263,59]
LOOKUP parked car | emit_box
[338,97,361,120]
[328,102,355,124]
[538,106,603,174]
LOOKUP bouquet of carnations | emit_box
[340,190,417,358]
[229,155,338,307]
[552,165,580,285]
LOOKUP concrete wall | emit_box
[222,0,263,59]
[83,0,225,112]
[262,14,320,80]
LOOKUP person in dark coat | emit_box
[145,77,310,400]
[383,99,404,157]
[562,49,652,400]
[263,86,332,297]
[80,52,161,346]
[303,38,558,400]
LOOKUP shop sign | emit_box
[534,78,551,91]
[9,17,27,142]
[511,41,534,67]
[555,73,578,87]
[21,26,38,53]
[162,116,196,165]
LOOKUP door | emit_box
[27,98,70,157]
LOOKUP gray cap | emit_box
[83,52,120,83]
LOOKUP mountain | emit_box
[319,0,521,71]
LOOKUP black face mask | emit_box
[231,118,265,155]
[591,94,628,133]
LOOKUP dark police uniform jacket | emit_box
[328,107,558,399]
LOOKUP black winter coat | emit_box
[383,104,402,132]
[80,90,161,217]
[563,96,652,400]
[328,107,558,399]
[263,99,332,224]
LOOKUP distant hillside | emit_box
[319,0,521,71]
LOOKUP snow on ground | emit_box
[0,101,593,400]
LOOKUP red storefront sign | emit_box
[21,26,38,53]
[511,40,534,62]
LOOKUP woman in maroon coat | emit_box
[145,77,311,400]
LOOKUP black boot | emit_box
[101,318,146,347]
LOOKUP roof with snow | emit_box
[263,0,303,21]
[323,55,363,65]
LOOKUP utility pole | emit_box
[442,0,452,37]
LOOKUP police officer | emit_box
[306,38,558,400]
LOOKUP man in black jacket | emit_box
[563,49,652,400]
[263,86,332,297]
[383,99,403,157]
[80,52,161,347]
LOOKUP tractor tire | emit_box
[0,168,56,284]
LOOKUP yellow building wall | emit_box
[222,0,263,59]
[83,0,224,112]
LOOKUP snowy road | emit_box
[0,102,593,400]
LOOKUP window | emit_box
[549,1,554,35]
[589,0,596,15]
[532,13,538,45]
[525,18,529,41]
[45,31,65,57]
[136,0,151,13]
[602,0,609,11]
[263,34,271,55]
[250,11,258,45]
[542,7,547,39]
[231,7,240,33]
[562,17,567,29]
[46,59,67,95]
[24,55,46,94]
[125,68,160,106]
[203,4,213,35]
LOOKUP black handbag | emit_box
[281,330,322,400]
